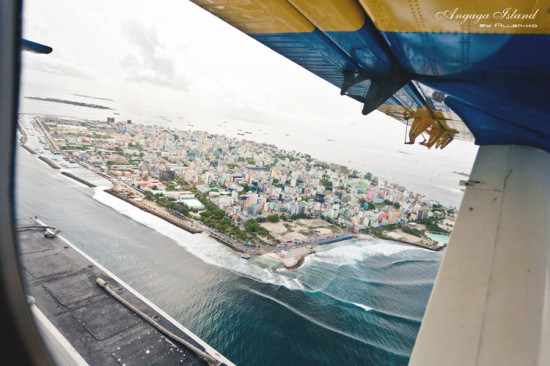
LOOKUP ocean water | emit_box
[15,124,445,365]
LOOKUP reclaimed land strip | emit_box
[25,96,112,110]
[73,93,114,102]
[18,122,27,136]
[104,189,202,234]
[285,235,355,269]
[383,236,445,251]
[18,123,28,144]
[21,144,37,155]
[209,234,245,253]
[60,171,96,188]
[38,155,60,169]
[311,234,356,246]
[285,257,305,270]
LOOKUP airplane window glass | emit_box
[15,1,478,365]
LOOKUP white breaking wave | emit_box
[352,302,421,322]
[248,289,408,357]
[307,240,424,267]
[92,188,306,291]
[353,303,374,312]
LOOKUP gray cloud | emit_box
[120,19,188,91]
[22,47,99,80]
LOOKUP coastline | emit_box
[61,171,97,188]
[104,189,202,234]
[388,237,446,251]
[22,140,447,269]
[262,246,315,270]
[208,233,245,253]
[21,144,37,155]
[38,155,60,170]
[22,116,447,272]
[357,231,446,251]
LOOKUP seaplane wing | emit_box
[190,0,549,152]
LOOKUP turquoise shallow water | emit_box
[16,144,444,365]
[427,233,451,245]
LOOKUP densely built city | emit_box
[24,116,456,258]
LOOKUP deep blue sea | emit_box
[15,116,445,365]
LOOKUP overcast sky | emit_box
[20,0,478,165]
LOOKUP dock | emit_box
[17,218,233,366]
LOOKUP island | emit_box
[20,115,453,269]
[25,96,112,110]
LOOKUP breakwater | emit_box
[21,144,37,155]
[104,189,202,234]
[60,171,96,188]
[209,234,245,253]
[18,122,28,144]
[382,236,445,251]
[38,155,60,169]
[285,256,305,270]
[310,234,356,247]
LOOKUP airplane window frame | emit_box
[0,1,55,364]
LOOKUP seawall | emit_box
[21,144,37,155]
[209,234,245,253]
[61,171,96,188]
[310,234,355,247]
[384,236,445,251]
[38,155,60,170]
[104,189,202,234]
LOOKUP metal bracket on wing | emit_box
[340,71,370,96]
[403,108,458,149]
[420,124,456,149]
[361,73,410,115]
[340,68,410,116]
[340,68,459,149]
